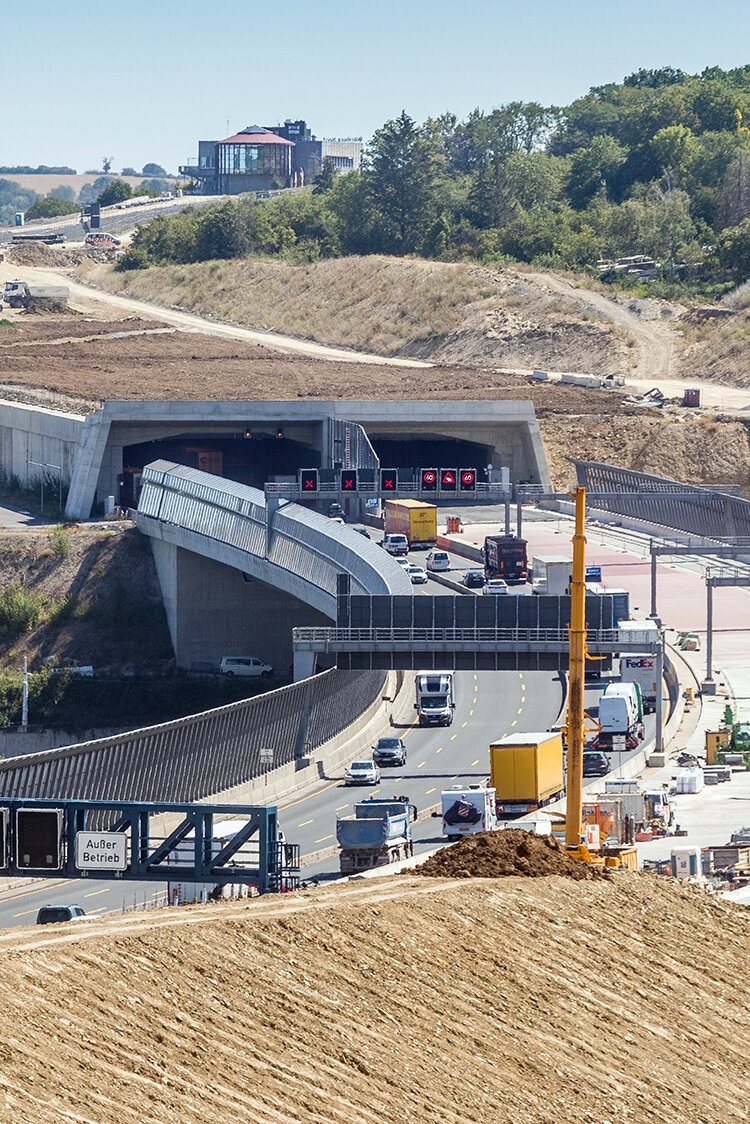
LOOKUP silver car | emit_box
[344,760,381,786]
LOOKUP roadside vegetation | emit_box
[117,66,750,300]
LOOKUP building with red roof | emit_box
[180,126,296,194]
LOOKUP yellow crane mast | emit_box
[565,486,587,856]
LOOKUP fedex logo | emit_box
[623,657,655,669]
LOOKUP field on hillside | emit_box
[0,871,746,1123]
[79,254,632,374]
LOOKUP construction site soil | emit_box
[413,828,601,879]
[0,871,746,1123]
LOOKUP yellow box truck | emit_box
[384,499,437,549]
[490,732,565,818]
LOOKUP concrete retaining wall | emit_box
[0,400,84,492]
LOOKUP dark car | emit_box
[328,503,345,519]
[582,750,610,777]
[36,904,87,925]
[463,569,485,588]
[351,525,371,538]
[372,736,407,767]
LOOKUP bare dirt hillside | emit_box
[0,872,746,1123]
[78,254,634,374]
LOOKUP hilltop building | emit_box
[180,119,363,194]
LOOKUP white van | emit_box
[219,656,273,679]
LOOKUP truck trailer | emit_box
[483,535,528,584]
[490,732,565,817]
[1,280,69,310]
[414,669,455,727]
[384,499,437,549]
[442,785,497,839]
[336,796,416,874]
[531,555,573,596]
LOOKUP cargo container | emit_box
[483,535,528,584]
[620,654,658,713]
[531,556,572,596]
[384,499,437,549]
[490,732,565,817]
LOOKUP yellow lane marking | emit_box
[517,708,523,715]
[279,778,341,811]
[436,747,443,754]
[462,721,468,728]
[335,803,349,812]
[519,673,523,679]
[87,907,107,915]
[13,908,38,918]
[469,709,474,716]
[450,734,458,741]
[470,759,479,767]
[83,888,110,898]
[314,835,334,845]
[451,775,459,780]
[297,819,314,827]
[0,878,80,907]
[521,696,525,703]
[472,698,477,705]
[473,674,478,680]
[511,719,517,727]
[417,761,426,769]
[425,787,436,795]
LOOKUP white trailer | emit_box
[442,785,496,839]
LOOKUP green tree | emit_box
[567,135,628,208]
[102,156,113,174]
[96,179,132,207]
[718,216,750,275]
[121,166,137,176]
[142,162,167,176]
[365,110,437,253]
[47,184,75,202]
[312,159,336,195]
[24,196,79,220]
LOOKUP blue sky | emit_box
[3,0,750,173]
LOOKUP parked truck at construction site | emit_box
[0,280,69,310]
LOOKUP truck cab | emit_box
[2,280,26,308]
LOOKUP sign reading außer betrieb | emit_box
[75,832,128,871]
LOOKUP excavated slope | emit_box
[0,872,747,1123]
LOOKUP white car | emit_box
[408,564,427,584]
[483,578,509,595]
[344,760,381,786]
[426,550,451,572]
[219,656,273,678]
[394,557,411,570]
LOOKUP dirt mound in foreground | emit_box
[0,875,747,1123]
[414,828,599,880]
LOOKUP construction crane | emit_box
[564,486,638,869]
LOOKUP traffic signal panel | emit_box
[440,468,457,492]
[380,469,397,492]
[16,809,61,870]
[340,469,357,491]
[460,469,477,492]
[300,469,319,493]
[421,468,438,491]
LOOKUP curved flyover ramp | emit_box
[135,460,412,671]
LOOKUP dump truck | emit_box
[1,280,69,310]
[442,785,496,840]
[483,535,528,584]
[336,796,417,874]
[490,732,565,818]
[414,669,455,727]
[384,499,437,549]
[531,555,573,596]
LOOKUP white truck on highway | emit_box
[619,620,660,714]
[531,556,573,596]
[414,669,455,727]
[1,280,69,310]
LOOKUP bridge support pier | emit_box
[149,539,330,672]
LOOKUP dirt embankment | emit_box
[0,524,171,671]
[0,872,746,1123]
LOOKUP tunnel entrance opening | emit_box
[367,435,492,478]
[120,435,319,506]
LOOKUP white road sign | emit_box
[75,831,128,872]
[611,735,626,753]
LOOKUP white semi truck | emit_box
[414,669,455,727]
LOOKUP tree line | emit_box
[111,65,750,292]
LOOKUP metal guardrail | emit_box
[0,669,387,802]
[571,460,750,540]
[293,626,660,654]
